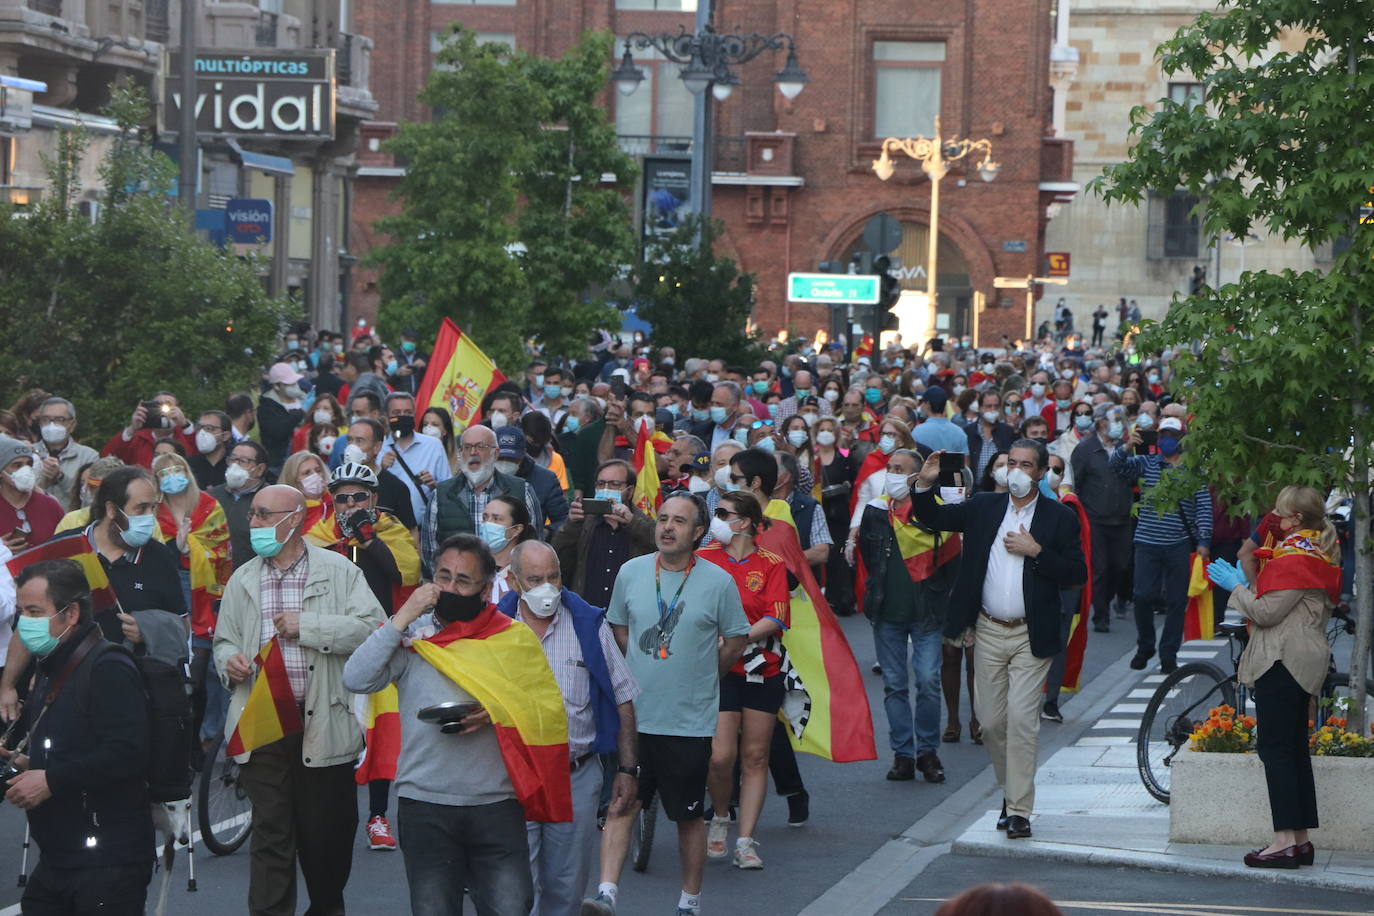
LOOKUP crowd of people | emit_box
[0,315,1347,914]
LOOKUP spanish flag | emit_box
[156,494,232,639]
[414,318,507,434]
[758,500,876,763]
[305,510,421,612]
[1183,554,1214,643]
[354,685,401,784]
[889,497,962,581]
[411,609,573,822]
[1253,530,1342,603]
[1058,493,1093,693]
[6,530,120,616]
[301,495,334,535]
[631,422,671,516]
[226,638,304,756]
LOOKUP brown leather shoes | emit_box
[915,751,946,783]
[1243,845,1299,869]
[886,755,915,781]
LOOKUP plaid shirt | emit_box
[259,548,311,702]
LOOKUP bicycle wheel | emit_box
[631,793,658,873]
[1137,662,1236,804]
[198,737,253,855]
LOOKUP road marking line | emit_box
[1142,675,1166,683]
[1128,689,1156,698]
[1111,703,1148,714]
[1177,651,1218,658]
[1092,718,1142,729]
[1075,736,1132,745]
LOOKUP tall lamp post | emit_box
[609,10,808,230]
[872,117,999,343]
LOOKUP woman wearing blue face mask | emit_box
[479,496,534,606]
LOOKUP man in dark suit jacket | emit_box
[909,439,1086,839]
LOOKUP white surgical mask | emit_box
[884,475,910,501]
[40,424,67,445]
[344,443,368,465]
[823,390,839,402]
[422,424,443,439]
[878,435,897,455]
[489,411,509,430]
[7,465,36,493]
[1007,468,1034,499]
[522,583,561,619]
[318,436,337,455]
[993,466,1010,488]
[815,430,836,447]
[495,459,520,476]
[299,472,325,499]
[224,463,250,490]
[709,516,736,544]
[787,430,809,448]
[1030,383,1046,397]
[713,466,733,491]
[195,429,219,455]
[801,412,817,427]
[1046,470,1063,490]
[313,409,333,425]
[981,410,1000,425]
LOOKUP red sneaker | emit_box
[367,815,397,851]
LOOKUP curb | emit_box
[951,831,1374,896]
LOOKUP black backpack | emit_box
[78,643,194,804]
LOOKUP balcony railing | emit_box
[255,11,279,47]
[616,134,749,172]
[26,0,63,14]
[146,0,169,43]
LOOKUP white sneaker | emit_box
[733,836,763,869]
[706,816,730,859]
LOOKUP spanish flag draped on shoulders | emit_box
[156,492,232,639]
[410,606,573,822]
[5,527,120,616]
[1251,530,1342,603]
[304,509,421,612]
[754,498,876,762]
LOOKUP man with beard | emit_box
[421,425,541,573]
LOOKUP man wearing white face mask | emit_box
[0,436,64,552]
[498,541,640,916]
[31,397,97,510]
[910,441,1086,839]
[210,441,272,573]
[189,409,233,489]
[258,362,310,475]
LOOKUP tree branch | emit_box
[1241,433,1306,452]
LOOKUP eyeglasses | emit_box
[594,479,627,490]
[332,492,371,505]
[228,456,260,467]
[197,424,225,434]
[36,415,72,425]
[713,508,739,520]
[461,443,497,453]
[247,507,297,522]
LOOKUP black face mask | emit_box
[434,589,485,624]
[390,416,415,438]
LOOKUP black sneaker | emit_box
[786,790,809,827]
[1129,650,1155,670]
[1041,701,1063,724]
[1160,659,1178,674]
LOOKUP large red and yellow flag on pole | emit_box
[226,638,305,756]
[6,530,120,616]
[412,610,573,822]
[414,318,507,434]
[758,499,877,763]
[1183,554,1215,643]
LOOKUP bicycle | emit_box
[630,788,658,873]
[197,736,253,855]
[1137,605,1372,804]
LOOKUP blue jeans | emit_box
[873,621,944,758]
[1132,540,1193,662]
[397,796,532,916]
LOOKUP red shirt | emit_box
[697,543,790,677]
[0,490,65,548]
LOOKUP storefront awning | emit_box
[227,138,295,176]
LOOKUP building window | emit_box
[613,43,695,141]
[1147,190,1202,259]
[615,0,693,8]
[430,30,516,61]
[1168,82,1204,110]
[873,41,944,139]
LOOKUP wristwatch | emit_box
[616,764,641,778]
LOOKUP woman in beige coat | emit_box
[1207,485,1341,870]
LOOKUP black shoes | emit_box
[1041,701,1063,724]
[1129,650,1155,670]
[886,755,916,781]
[786,790,809,827]
[1005,815,1032,839]
[915,752,945,784]
[995,801,1009,831]
[1160,658,1178,674]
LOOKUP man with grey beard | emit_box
[421,424,541,572]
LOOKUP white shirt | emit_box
[981,495,1040,620]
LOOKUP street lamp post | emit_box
[871,117,1000,343]
[610,6,807,231]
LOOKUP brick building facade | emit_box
[351,0,1074,348]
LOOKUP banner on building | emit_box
[642,156,692,248]
[414,318,507,433]
[160,49,337,140]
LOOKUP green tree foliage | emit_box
[633,214,764,366]
[1092,0,1374,725]
[373,27,637,372]
[0,87,294,440]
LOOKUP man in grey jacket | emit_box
[343,533,536,916]
[213,484,385,916]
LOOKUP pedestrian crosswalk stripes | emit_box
[1071,639,1228,749]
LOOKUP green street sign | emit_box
[787,272,880,305]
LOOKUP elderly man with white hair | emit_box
[497,541,639,916]
[422,424,541,572]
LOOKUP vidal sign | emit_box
[161,50,336,141]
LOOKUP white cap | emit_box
[1159,417,1185,433]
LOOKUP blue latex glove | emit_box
[1206,558,1247,592]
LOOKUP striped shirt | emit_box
[514,604,639,760]
[259,548,311,702]
[1108,447,1213,547]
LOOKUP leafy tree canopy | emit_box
[0,87,295,440]
[373,27,638,372]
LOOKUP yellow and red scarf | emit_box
[156,493,232,638]
[1254,529,1341,603]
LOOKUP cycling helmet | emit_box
[330,462,379,491]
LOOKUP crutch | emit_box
[16,823,30,887]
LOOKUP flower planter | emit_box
[1169,752,1374,852]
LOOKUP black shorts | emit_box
[637,733,712,822]
[718,672,785,714]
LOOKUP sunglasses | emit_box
[713,508,739,520]
[333,492,372,505]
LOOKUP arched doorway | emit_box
[841,220,975,344]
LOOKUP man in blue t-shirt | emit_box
[583,494,749,916]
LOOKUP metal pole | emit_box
[688,0,712,232]
[925,131,943,346]
[178,0,197,219]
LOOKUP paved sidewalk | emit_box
[952,725,1374,894]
